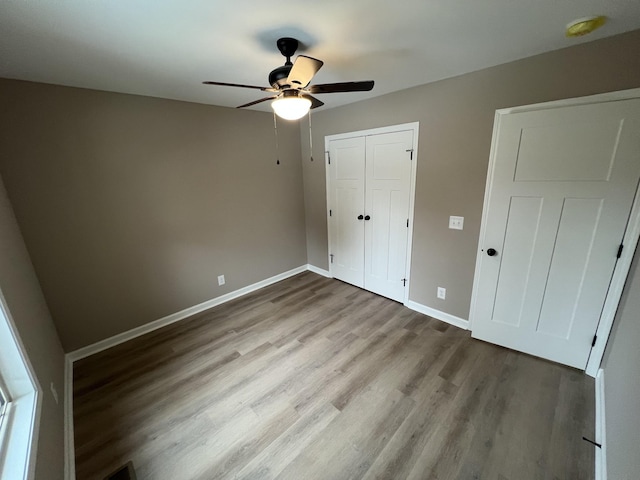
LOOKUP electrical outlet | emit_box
[449,216,464,230]
[217,275,225,286]
[50,382,59,405]
[437,287,446,300]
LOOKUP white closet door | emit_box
[329,136,366,287]
[364,130,413,302]
[471,99,640,369]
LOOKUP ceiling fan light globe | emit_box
[272,96,311,120]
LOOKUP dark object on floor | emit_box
[104,461,137,480]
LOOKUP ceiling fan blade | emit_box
[307,81,374,94]
[287,55,324,88]
[203,81,276,92]
[236,96,276,108]
[301,94,324,109]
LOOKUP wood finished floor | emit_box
[73,272,595,480]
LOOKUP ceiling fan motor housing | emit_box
[269,65,293,88]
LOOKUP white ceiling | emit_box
[1,0,639,113]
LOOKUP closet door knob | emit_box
[364,215,371,221]
[486,248,497,256]
[357,215,364,220]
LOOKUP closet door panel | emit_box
[364,131,413,302]
[329,136,366,287]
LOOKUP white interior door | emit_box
[328,136,366,287]
[364,131,413,302]
[472,99,640,369]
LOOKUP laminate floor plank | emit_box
[235,402,341,480]
[360,375,458,480]
[277,386,416,480]
[544,369,595,480]
[74,272,594,479]
[406,342,505,480]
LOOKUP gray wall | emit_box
[301,29,640,320]
[602,247,640,480]
[0,79,307,351]
[0,176,65,480]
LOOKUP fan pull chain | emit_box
[273,111,280,165]
[308,109,314,162]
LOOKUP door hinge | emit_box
[617,244,624,259]
[591,335,597,347]
[329,209,332,217]
[402,278,407,287]
[406,218,409,228]
[405,148,414,160]
[326,151,331,164]
[330,253,334,264]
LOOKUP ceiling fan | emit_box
[203,37,374,120]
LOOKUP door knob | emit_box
[357,214,364,220]
[364,215,371,221]
[486,248,497,256]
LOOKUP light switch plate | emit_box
[449,216,464,230]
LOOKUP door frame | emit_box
[325,122,420,305]
[469,87,640,377]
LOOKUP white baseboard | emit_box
[595,368,607,480]
[64,355,75,480]
[67,265,308,362]
[405,300,469,330]
[307,264,331,278]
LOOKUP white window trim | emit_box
[0,290,41,480]
[0,377,10,447]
